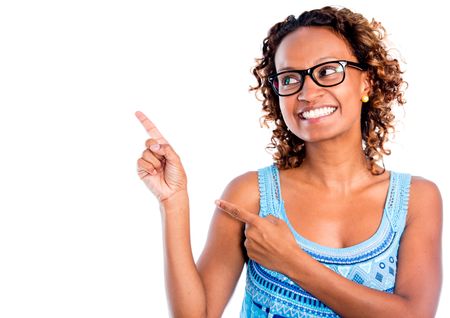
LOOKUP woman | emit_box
[135,6,442,317]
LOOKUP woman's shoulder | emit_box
[407,175,443,224]
[221,169,260,216]
[409,175,441,202]
[225,163,276,191]
[390,170,441,200]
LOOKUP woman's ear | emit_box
[361,73,372,96]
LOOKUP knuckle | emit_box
[142,150,151,161]
[140,160,153,170]
[142,150,160,166]
[230,207,240,217]
[137,158,147,168]
[137,158,150,168]
[153,161,162,170]
[261,232,268,241]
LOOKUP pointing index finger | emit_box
[215,199,259,225]
[135,111,168,144]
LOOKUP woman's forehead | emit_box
[274,26,355,70]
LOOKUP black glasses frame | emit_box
[268,60,368,97]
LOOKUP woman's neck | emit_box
[297,141,379,194]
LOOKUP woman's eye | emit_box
[281,75,300,86]
[318,66,338,77]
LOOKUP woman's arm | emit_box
[136,111,255,317]
[158,191,207,317]
[216,176,443,317]
[160,172,257,318]
[197,171,259,317]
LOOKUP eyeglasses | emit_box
[268,60,367,97]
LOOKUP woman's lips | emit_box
[298,106,338,121]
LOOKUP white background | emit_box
[0,0,448,317]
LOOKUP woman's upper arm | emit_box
[196,171,259,317]
[394,176,443,317]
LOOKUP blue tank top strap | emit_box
[385,171,412,235]
[257,164,283,218]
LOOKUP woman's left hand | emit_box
[215,199,301,275]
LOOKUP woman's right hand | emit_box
[135,111,187,204]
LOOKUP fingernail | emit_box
[215,200,221,207]
[150,144,160,151]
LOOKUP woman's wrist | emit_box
[282,247,312,282]
[159,190,189,215]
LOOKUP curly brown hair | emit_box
[251,6,407,175]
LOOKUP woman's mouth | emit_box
[299,106,338,120]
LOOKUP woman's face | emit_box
[274,26,370,144]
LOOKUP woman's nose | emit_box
[297,75,323,101]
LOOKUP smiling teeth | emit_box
[301,107,337,119]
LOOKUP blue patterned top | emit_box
[240,164,412,318]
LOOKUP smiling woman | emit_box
[136,5,442,318]
[256,13,406,174]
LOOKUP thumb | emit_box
[264,215,279,225]
[149,143,179,162]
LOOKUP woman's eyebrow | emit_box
[276,56,340,72]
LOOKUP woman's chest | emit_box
[281,182,389,249]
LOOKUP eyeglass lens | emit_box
[273,62,345,95]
